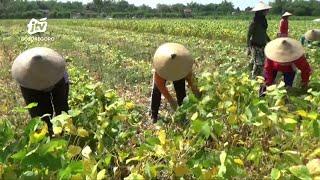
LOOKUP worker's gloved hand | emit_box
[169,100,178,111]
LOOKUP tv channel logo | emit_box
[27,18,48,35]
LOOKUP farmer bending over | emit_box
[12,47,70,136]
[259,38,312,97]
[150,43,201,123]
[300,29,320,47]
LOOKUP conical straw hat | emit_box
[251,1,272,12]
[305,29,320,41]
[265,38,305,63]
[12,47,66,90]
[282,12,293,17]
[153,43,194,81]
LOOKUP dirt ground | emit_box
[0,50,2,62]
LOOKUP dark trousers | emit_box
[260,71,296,97]
[269,70,296,87]
[20,77,69,135]
[150,78,186,120]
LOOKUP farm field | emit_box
[0,19,320,179]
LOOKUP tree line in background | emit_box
[0,0,319,19]
[270,0,320,16]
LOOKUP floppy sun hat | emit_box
[12,47,66,91]
[153,43,194,81]
[251,1,272,12]
[265,37,305,63]
[305,29,320,41]
[282,12,293,17]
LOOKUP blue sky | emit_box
[62,0,272,10]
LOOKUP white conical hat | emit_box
[153,43,194,81]
[265,37,305,63]
[251,1,272,12]
[282,12,293,17]
[12,47,66,90]
[305,29,320,41]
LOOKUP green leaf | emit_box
[245,107,252,121]
[29,125,48,144]
[307,112,318,120]
[247,146,262,165]
[97,169,106,180]
[191,112,199,121]
[51,113,72,127]
[68,109,82,117]
[270,148,281,154]
[192,119,211,138]
[218,151,227,177]
[25,145,39,157]
[306,159,320,175]
[283,117,297,124]
[11,149,27,161]
[224,101,232,108]
[21,171,38,180]
[124,173,144,180]
[271,168,281,180]
[212,121,223,136]
[104,154,112,166]
[126,156,143,164]
[267,85,277,92]
[268,113,278,123]
[313,120,320,137]
[118,151,129,162]
[38,139,68,155]
[81,146,92,159]
[77,127,89,137]
[0,120,14,147]
[25,102,38,109]
[146,137,160,146]
[258,103,269,114]
[174,164,190,177]
[296,110,308,118]
[283,151,302,164]
[289,165,312,180]
[220,151,227,165]
[59,161,84,180]
[67,145,82,159]
[308,148,320,159]
[24,118,42,136]
[157,130,166,145]
[144,163,157,179]
[35,153,63,170]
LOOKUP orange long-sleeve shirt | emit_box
[154,72,197,102]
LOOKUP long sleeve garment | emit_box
[20,74,70,136]
[264,56,311,86]
[247,21,270,47]
[279,18,289,37]
[153,72,196,102]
